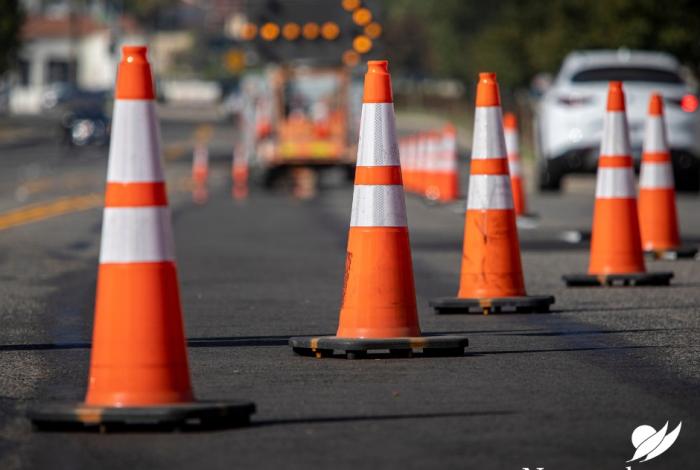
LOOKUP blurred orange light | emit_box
[352,7,372,26]
[342,50,360,67]
[302,22,320,40]
[260,22,280,41]
[282,22,301,40]
[342,0,361,12]
[364,22,382,38]
[321,22,340,41]
[352,35,372,54]
[240,23,258,40]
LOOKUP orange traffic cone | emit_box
[231,141,249,200]
[434,123,459,203]
[638,94,697,259]
[503,113,532,217]
[28,46,254,431]
[192,142,209,204]
[430,73,554,314]
[290,61,468,358]
[563,82,673,286]
[425,131,441,201]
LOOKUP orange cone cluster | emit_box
[399,124,460,203]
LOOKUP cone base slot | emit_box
[289,335,469,359]
[430,295,554,315]
[28,400,255,432]
[562,271,673,287]
[645,246,698,260]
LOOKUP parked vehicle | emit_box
[534,49,700,191]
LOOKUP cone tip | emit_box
[606,81,625,111]
[648,93,664,116]
[116,44,155,100]
[476,72,500,107]
[363,60,392,103]
[503,112,517,129]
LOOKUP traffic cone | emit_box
[430,73,554,314]
[290,60,468,358]
[563,82,673,286]
[638,94,697,259]
[424,131,440,201]
[435,123,459,203]
[192,142,209,204]
[503,113,531,217]
[231,141,249,200]
[28,46,254,431]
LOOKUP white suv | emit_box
[534,49,700,191]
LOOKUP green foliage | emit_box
[0,0,24,75]
[382,0,700,88]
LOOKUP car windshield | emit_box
[571,67,683,84]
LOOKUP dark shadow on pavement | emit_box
[467,344,662,357]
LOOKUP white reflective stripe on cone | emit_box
[504,130,519,158]
[100,207,176,263]
[509,159,522,177]
[595,167,636,198]
[107,100,165,183]
[467,175,514,210]
[643,116,668,153]
[640,162,674,189]
[600,111,631,156]
[472,107,507,159]
[350,185,408,227]
[356,103,400,167]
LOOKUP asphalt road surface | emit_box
[0,119,698,470]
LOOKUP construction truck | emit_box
[241,63,360,188]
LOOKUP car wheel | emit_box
[538,159,562,192]
[672,151,700,192]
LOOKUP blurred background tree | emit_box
[0,0,24,75]
[382,0,700,89]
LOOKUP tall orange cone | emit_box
[503,113,532,217]
[564,82,673,286]
[290,61,468,358]
[430,73,554,314]
[29,46,254,431]
[638,94,696,259]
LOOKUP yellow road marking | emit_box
[0,193,103,231]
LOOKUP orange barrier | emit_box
[290,60,468,358]
[430,73,553,314]
[28,46,255,431]
[563,82,673,286]
[638,94,697,259]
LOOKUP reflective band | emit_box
[643,116,668,153]
[467,175,514,210]
[600,111,631,156]
[355,166,403,185]
[598,155,633,168]
[508,159,522,177]
[640,162,674,188]
[505,130,519,158]
[642,152,671,163]
[105,182,168,207]
[471,158,509,175]
[357,103,400,166]
[350,185,407,227]
[595,167,636,198]
[107,100,164,183]
[472,107,507,159]
[100,207,175,263]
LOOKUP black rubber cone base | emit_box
[28,400,255,432]
[646,246,698,260]
[289,334,469,359]
[562,271,673,287]
[430,295,554,315]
